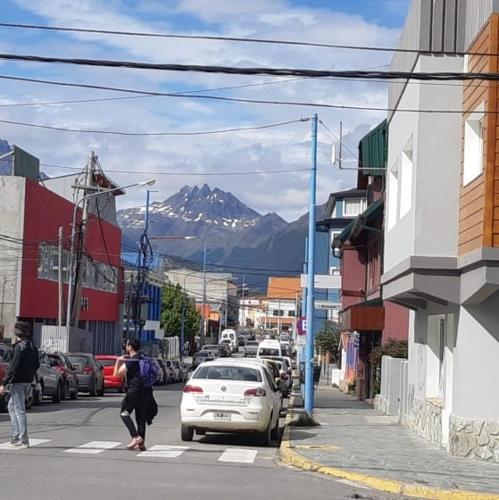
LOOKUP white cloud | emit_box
[1,0,404,220]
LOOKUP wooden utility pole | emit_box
[58,226,64,326]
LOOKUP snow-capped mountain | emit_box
[118,184,326,289]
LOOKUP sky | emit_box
[0,0,411,221]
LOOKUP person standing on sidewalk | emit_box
[0,321,40,449]
[114,338,157,451]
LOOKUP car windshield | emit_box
[68,355,90,366]
[259,348,280,356]
[246,341,258,346]
[196,352,210,358]
[193,365,262,382]
[97,359,116,367]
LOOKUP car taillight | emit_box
[83,366,93,374]
[244,388,266,397]
[183,385,203,394]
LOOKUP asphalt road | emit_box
[0,383,403,500]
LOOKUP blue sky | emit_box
[0,0,411,220]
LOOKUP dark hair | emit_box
[15,321,32,339]
[127,338,141,352]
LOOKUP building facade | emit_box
[381,0,499,462]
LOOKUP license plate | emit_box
[213,412,231,421]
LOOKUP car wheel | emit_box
[52,382,62,403]
[259,415,273,447]
[70,388,78,400]
[89,380,97,397]
[0,396,7,413]
[181,424,194,442]
[34,383,44,406]
[271,414,280,440]
[61,382,68,401]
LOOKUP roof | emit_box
[316,218,354,231]
[266,276,302,300]
[326,188,366,218]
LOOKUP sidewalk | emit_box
[280,383,499,499]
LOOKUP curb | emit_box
[279,395,499,500]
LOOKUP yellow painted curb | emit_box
[279,396,499,500]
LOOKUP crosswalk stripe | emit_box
[218,448,258,464]
[65,441,121,454]
[0,438,51,449]
[137,445,189,458]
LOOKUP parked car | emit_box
[201,345,221,358]
[217,344,230,358]
[48,353,79,400]
[191,351,215,370]
[220,339,233,355]
[67,353,105,396]
[237,335,246,347]
[154,358,168,385]
[172,360,187,382]
[95,355,126,392]
[180,358,281,445]
[244,341,259,357]
[36,350,66,404]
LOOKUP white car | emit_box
[180,359,281,446]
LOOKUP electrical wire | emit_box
[0,53,498,81]
[0,74,496,115]
[0,117,307,137]
[0,21,495,58]
[40,163,311,176]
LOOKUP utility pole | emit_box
[200,242,207,347]
[241,274,246,329]
[0,277,5,330]
[67,151,95,328]
[57,226,64,327]
[277,298,282,335]
[305,113,318,416]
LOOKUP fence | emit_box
[374,355,409,417]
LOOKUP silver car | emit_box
[67,353,105,396]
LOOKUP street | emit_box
[0,383,400,500]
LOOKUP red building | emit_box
[0,173,124,353]
[332,121,409,401]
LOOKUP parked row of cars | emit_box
[0,342,186,412]
[180,351,296,446]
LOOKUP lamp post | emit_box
[66,178,155,329]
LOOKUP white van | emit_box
[257,339,282,358]
[219,329,238,352]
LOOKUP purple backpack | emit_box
[137,356,160,388]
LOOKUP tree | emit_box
[314,320,341,361]
[160,284,200,340]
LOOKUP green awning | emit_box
[358,120,387,175]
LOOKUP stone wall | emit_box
[404,396,443,447]
[450,416,499,462]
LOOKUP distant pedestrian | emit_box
[0,321,40,449]
[184,340,190,357]
[114,339,158,451]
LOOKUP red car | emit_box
[95,355,126,393]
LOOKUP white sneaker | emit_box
[9,441,19,449]
[14,442,29,449]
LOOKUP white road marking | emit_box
[65,441,121,454]
[218,448,258,464]
[0,438,51,449]
[137,445,188,458]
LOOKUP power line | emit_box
[0,53,497,81]
[0,21,494,58]
[0,117,307,137]
[0,74,496,115]
[40,163,311,176]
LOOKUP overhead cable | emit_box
[0,21,494,58]
[1,53,499,81]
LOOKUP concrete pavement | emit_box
[281,384,499,499]
[0,382,401,500]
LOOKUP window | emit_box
[287,310,295,317]
[387,160,399,230]
[399,139,413,218]
[343,198,366,216]
[463,103,485,185]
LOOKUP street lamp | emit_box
[66,178,156,328]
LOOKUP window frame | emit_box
[463,102,485,186]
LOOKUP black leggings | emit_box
[120,406,146,439]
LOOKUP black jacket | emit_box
[4,340,40,385]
